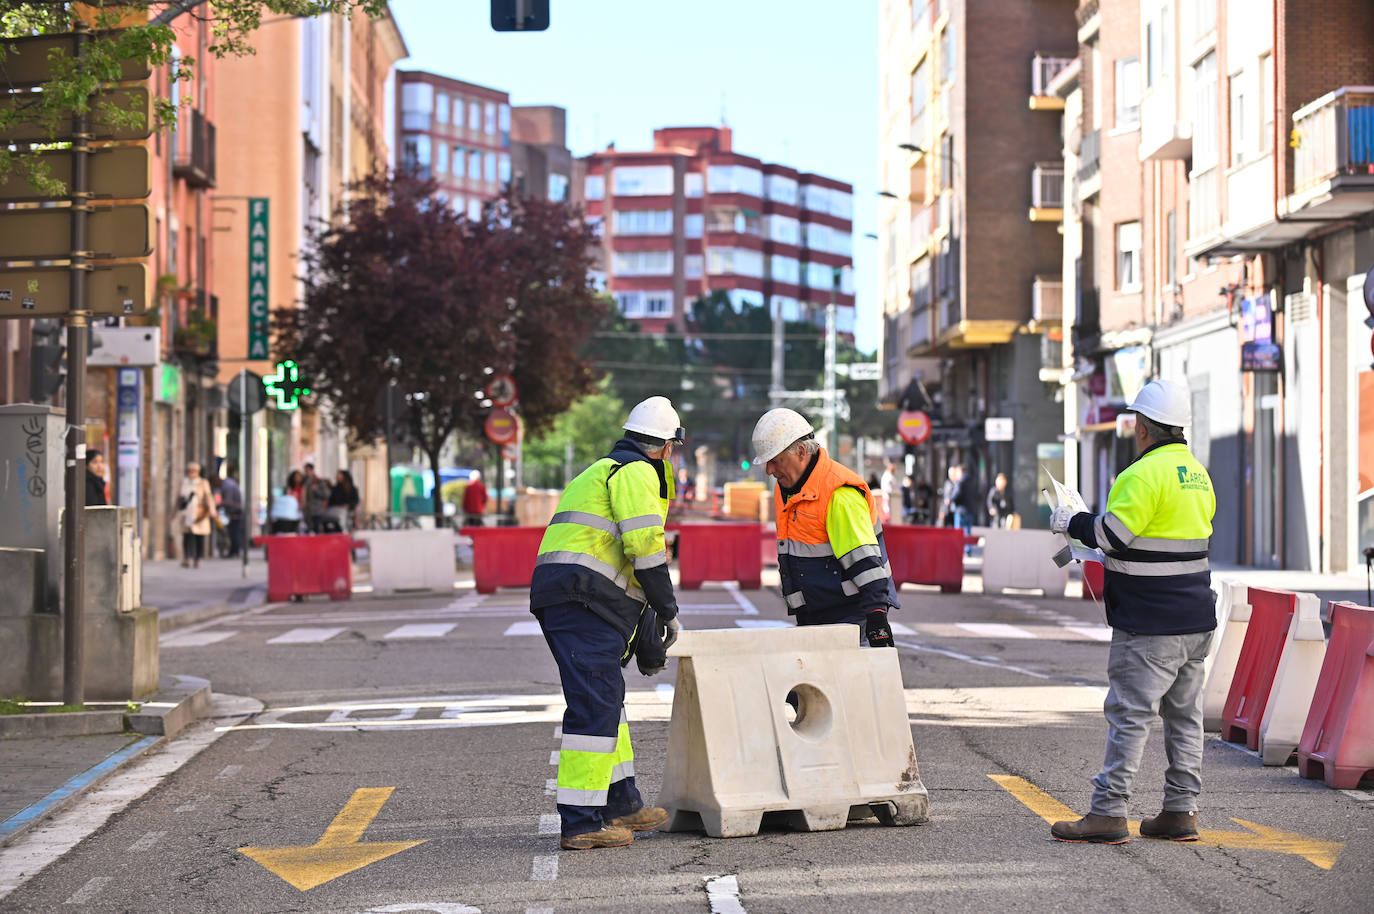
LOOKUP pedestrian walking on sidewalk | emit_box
[221,463,244,556]
[303,463,331,533]
[751,407,901,648]
[178,462,215,568]
[85,449,108,506]
[1049,378,1217,844]
[530,396,685,851]
[462,470,488,526]
[986,472,1014,528]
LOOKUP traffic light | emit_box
[29,318,65,403]
[741,460,751,471]
[491,0,549,30]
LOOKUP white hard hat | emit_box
[623,396,685,444]
[752,408,815,464]
[1129,378,1191,428]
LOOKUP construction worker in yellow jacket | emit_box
[530,396,684,850]
[751,408,901,646]
[1049,378,1217,845]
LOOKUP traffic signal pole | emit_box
[61,21,91,706]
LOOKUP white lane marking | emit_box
[526,908,554,914]
[538,814,560,835]
[553,726,562,739]
[530,854,559,881]
[384,623,457,640]
[656,683,675,703]
[1339,789,1374,803]
[127,830,165,852]
[889,621,918,635]
[1065,625,1113,642]
[267,627,345,644]
[63,876,110,905]
[246,737,272,752]
[0,694,260,902]
[705,874,746,913]
[544,779,556,797]
[721,582,760,616]
[216,765,242,780]
[956,622,1036,639]
[359,905,481,914]
[895,639,1053,680]
[174,800,197,813]
[503,621,544,636]
[160,629,235,648]
[549,750,560,766]
[734,620,790,629]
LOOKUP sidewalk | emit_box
[141,554,268,632]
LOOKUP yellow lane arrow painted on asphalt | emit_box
[989,775,1344,870]
[239,787,427,891]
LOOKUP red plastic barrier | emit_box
[1081,560,1104,601]
[671,522,763,590]
[884,524,964,594]
[1297,601,1374,789]
[1220,587,1298,750]
[257,533,356,603]
[462,526,544,594]
[761,524,777,568]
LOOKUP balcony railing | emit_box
[1041,332,1064,371]
[1292,86,1374,193]
[173,109,216,188]
[910,305,932,350]
[1032,54,1075,97]
[1032,276,1062,323]
[1077,129,1101,184]
[1188,167,1220,239]
[1032,163,1064,209]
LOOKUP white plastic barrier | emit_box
[1258,591,1327,766]
[658,624,930,838]
[356,529,455,594]
[980,528,1069,597]
[1202,579,1250,731]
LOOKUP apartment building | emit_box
[878,0,1078,524]
[578,126,856,335]
[1053,0,1374,572]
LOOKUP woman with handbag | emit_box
[178,462,215,568]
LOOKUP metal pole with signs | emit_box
[228,369,266,576]
[115,369,141,512]
[247,198,270,360]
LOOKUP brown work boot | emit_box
[558,824,634,850]
[1140,809,1199,841]
[1050,813,1130,844]
[608,806,669,832]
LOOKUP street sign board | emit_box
[88,326,160,366]
[227,372,266,414]
[0,263,147,316]
[0,204,150,261]
[485,373,518,406]
[247,198,270,360]
[897,410,930,445]
[485,407,518,444]
[0,32,152,86]
[844,362,882,381]
[985,417,1015,441]
[0,146,151,202]
[0,87,153,142]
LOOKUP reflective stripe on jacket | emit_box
[530,438,677,641]
[1070,440,1217,635]
[774,448,900,618]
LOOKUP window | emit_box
[940,21,956,84]
[765,174,798,205]
[468,198,481,221]
[548,173,569,202]
[436,143,448,175]
[1165,209,1177,288]
[940,133,955,190]
[1145,9,1172,90]
[585,174,605,200]
[768,255,800,284]
[1185,0,1217,46]
[1260,53,1273,152]
[706,248,764,278]
[499,154,511,185]
[1191,52,1218,171]
[912,59,930,145]
[484,153,497,183]
[1229,70,1246,165]
[707,207,761,235]
[499,104,511,133]
[613,250,673,276]
[1116,221,1142,291]
[684,254,703,279]
[684,213,703,238]
[804,222,831,251]
[804,261,836,290]
[453,194,466,216]
[452,146,465,177]
[484,102,496,134]
[470,150,483,180]
[617,290,673,317]
[453,97,464,127]
[685,173,703,197]
[765,214,800,245]
[911,257,932,310]
[1115,56,1141,128]
[401,82,433,130]
[707,165,763,196]
[469,102,480,130]
[612,165,673,196]
[773,296,802,321]
[436,92,449,124]
[612,209,673,235]
[401,134,431,179]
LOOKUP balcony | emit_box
[1286,86,1374,218]
[173,109,216,188]
[1077,129,1101,198]
[1139,81,1192,160]
[172,289,217,361]
[1030,54,1075,110]
[1039,328,1066,383]
[1032,275,1062,325]
[1029,163,1064,221]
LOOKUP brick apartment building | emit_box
[578,126,856,335]
[878,0,1078,525]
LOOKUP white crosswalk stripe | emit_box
[956,622,1037,639]
[383,623,457,639]
[160,630,235,648]
[504,621,544,636]
[267,627,346,644]
[1064,625,1113,642]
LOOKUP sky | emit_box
[389,0,882,352]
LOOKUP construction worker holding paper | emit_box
[530,396,684,850]
[751,407,901,647]
[1049,378,1217,844]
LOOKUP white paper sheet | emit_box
[1043,467,1106,565]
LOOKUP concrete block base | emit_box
[83,608,160,701]
[126,674,211,738]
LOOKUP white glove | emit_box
[660,615,680,650]
[1050,505,1076,534]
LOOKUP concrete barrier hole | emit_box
[787,683,833,740]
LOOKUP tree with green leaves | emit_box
[0,1,385,195]
[521,382,626,490]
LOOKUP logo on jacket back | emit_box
[1176,466,1209,491]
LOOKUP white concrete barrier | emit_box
[980,528,1069,597]
[1202,579,1249,731]
[658,624,930,838]
[356,529,455,594]
[1259,591,1327,766]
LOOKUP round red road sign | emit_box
[485,407,518,445]
[897,410,931,445]
[485,374,518,407]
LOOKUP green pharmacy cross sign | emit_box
[264,360,310,411]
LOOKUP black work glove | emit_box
[865,610,895,648]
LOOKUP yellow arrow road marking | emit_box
[239,787,427,891]
[989,775,1344,870]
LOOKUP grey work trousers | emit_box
[1090,628,1215,817]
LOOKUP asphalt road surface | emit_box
[2,580,1370,913]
